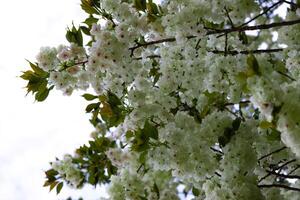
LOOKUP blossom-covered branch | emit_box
[129,19,300,55]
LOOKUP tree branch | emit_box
[259,159,296,183]
[258,184,300,192]
[210,48,283,55]
[240,0,284,27]
[258,146,287,161]
[266,170,300,179]
[129,19,300,56]
[288,165,300,175]
[132,55,161,60]
[210,147,224,155]
[208,18,300,35]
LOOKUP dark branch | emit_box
[224,100,251,106]
[132,55,161,60]
[240,0,284,27]
[259,159,296,183]
[289,165,300,175]
[210,18,300,35]
[258,184,300,192]
[258,146,287,161]
[129,19,300,56]
[224,6,235,28]
[210,147,224,155]
[282,0,300,8]
[266,170,300,179]
[277,70,296,81]
[210,48,283,55]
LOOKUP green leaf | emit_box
[143,120,158,140]
[253,108,260,120]
[232,118,241,131]
[153,183,160,199]
[139,151,147,163]
[20,70,36,80]
[82,93,98,101]
[267,128,281,141]
[80,26,91,35]
[218,136,229,147]
[238,32,248,45]
[223,127,234,138]
[107,91,122,106]
[126,130,134,139]
[66,25,83,46]
[49,181,58,192]
[45,169,59,177]
[134,0,147,11]
[56,182,63,194]
[35,87,50,102]
[83,16,99,26]
[247,54,260,76]
[192,186,200,196]
[86,102,100,113]
[259,121,274,129]
[66,30,75,44]
[43,181,52,187]
[26,60,48,77]
[147,2,159,15]
[81,0,99,15]
[76,27,83,46]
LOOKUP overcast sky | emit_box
[0,0,107,199]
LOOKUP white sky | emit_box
[0,0,107,199]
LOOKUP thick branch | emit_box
[207,18,300,34]
[266,170,300,179]
[210,48,283,55]
[129,19,300,55]
[258,184,300,192]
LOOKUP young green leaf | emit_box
[82,93,98,101]
[247,54,260,76]
[56,182,64,194]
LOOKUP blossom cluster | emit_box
[51,154,83,188]
[22,0,300,199]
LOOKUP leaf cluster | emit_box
[218,118,242,147]
[84,91,127,127]
[74,136,118,185]
[20,61,53,101]
[43,169,64,194]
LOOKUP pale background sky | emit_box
[0,0,107,199]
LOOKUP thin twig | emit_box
[282,0,300,8]
[224,6,235,28]
[224,100,251,106]
[288,165,300,175]
[277,70,296,81]
[258,146,287,161]
[259,159,296,183]
[132,55,161,60]
[224,33,228,56]
[240,0,284,27]
[210,147,224,155]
